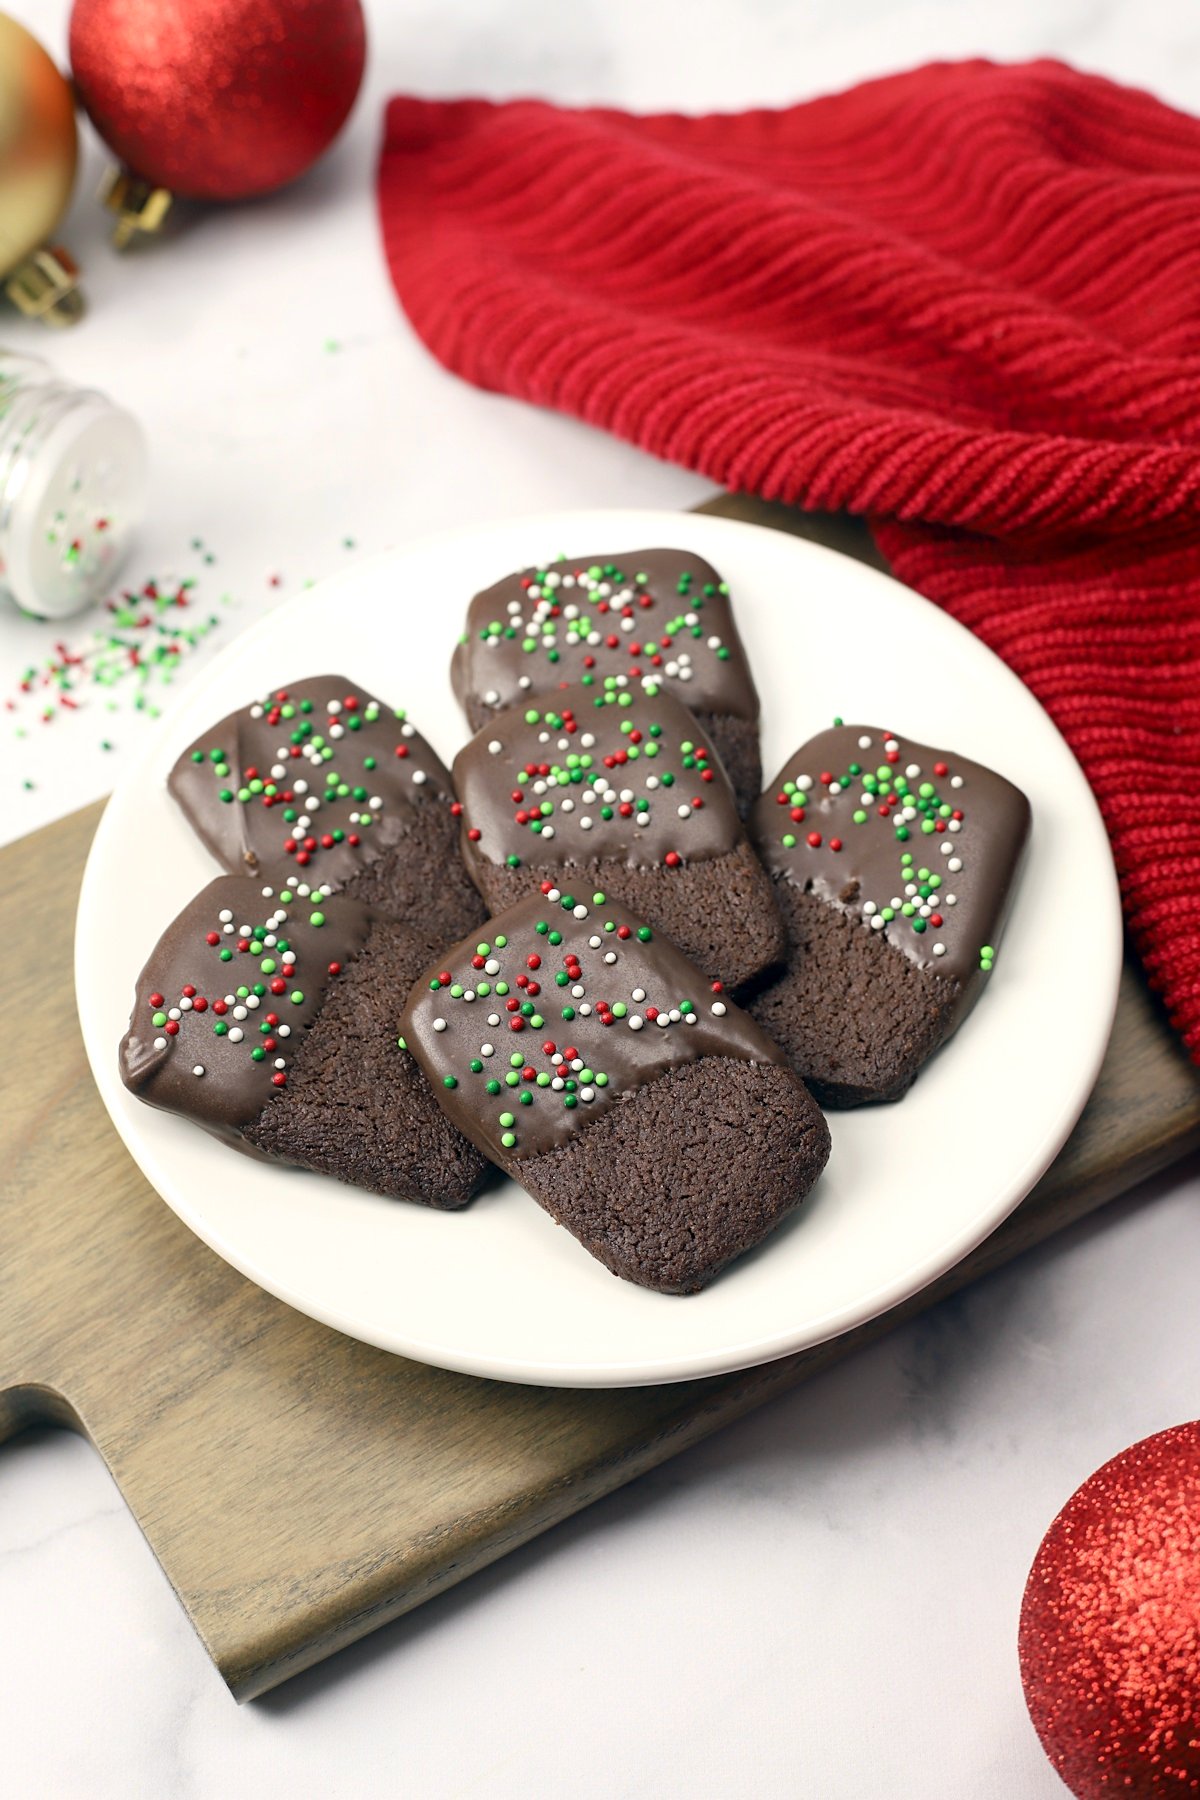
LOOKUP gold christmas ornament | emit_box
[0,13,82,325]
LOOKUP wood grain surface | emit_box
[3,498,1198,1701]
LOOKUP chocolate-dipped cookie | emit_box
[168,676,484,938]
[451,549,762,814]
[120,875,489,1207]
[745,723,1031,1106]
[452,683,785,990]
[399,889,829,1293]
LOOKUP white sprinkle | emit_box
[433,1018,447,1032]
[950,775,964,789]
[948,857,963,873]
[604,951,617,964]
[677,804,691,819]
[179,997,193,1011]
[518,676,532,690]
[218,908,233,923]
[485,959,500,976]
[481,1043,494,1057]
[192,1065,205,1077]
[560,798,574,814]
[863,901,877,916]
[168,1007,181,1021]
[551,1078,565,1091]
[401,723,415,737]
[636,813,650,827]
[631,988,646,1003]
[464,991,476,1003]
[580,1087,596,1102]
[906,763,921,778]
[655,1013,670,1028]
[933,943,947,957]
[858,735,872,750]
[573,904,588,919]
[326,699,342,715]
[941,841,954,856]
[871,915,885,930]
[580,733,595,749]
[540,826,555,840]
[546,888,561,903]
[277,1024,291,1038]
[228,1028,243,1043]
[153,1037,166,1050]
[629,1016,644,1031]
[712,1002,727,1016]
[245,995,260,1010]
[589,935,602,949]
[797,775,813,792]
[233,1006,247,1020]
[571,984,585,998]
[488,1013,501,1026]
[581,818,593,830]
[484,689,499,705]
[948,819,962,832]
[274,1058,286,1070]
[487,740,502,755]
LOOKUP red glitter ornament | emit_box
[68,0,366,202]
[1019,1422,1200,1796]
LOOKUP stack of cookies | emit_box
[121,548,1030,1294]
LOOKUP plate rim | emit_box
[75,506,1123,1386]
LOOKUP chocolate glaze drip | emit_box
[453,681,743,876]
[749,724,1030,984]
[167,674,455,890]
[119,874,374,1139]
[451,548,759,727]
[400,888,789,1163]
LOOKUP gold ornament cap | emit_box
[101,167,173,250]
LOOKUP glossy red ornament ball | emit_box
[1019,1422,1200,1796]
[69,0,366,201]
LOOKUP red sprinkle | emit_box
[807,832,823,848]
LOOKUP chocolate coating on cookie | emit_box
[749,724,1030,984]
[168,676,456,889]
[453,682,742,875]
[451,548,759,726]
[120,875,373,1138]
[399,888,789,1163]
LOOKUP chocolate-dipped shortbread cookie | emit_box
[451,549,762,814]
[168,676,484,938]
[746,724,1031,1107]
[120,876,489,1207]
[453,683,784,990]
[399,889,829,1293]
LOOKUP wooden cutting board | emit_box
[3,496,1199,1702]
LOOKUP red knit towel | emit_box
[378,61,1200,1061]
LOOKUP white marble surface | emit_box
[3,2,1199,1794]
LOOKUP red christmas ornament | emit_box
[69,0,366,202]
[1019,1422,1200,1796]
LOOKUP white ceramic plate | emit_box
[76,509,1122,1388]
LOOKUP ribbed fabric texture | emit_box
[378,61,1200,1060]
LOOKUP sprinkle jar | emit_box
[0,350,147,619]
